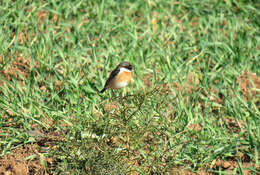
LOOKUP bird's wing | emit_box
[104,68,120,87]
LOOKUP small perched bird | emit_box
[100,61,133,93]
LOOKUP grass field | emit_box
[0,0,259,174]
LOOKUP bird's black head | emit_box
[118,61,133,71]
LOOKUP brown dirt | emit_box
[1,106,64,175]
[0,145,45,175]
[236,71,260,102]
[0,127,63,175]
[221,117,246,133]
[0,54,40,90]
[212,159,256,175]
[53,80,62,91]
[0,55,30,81]
[104,102,118,113]
[171,167,212,175]
[188,123,202,132]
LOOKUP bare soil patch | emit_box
[0,127,63,175]
[171,167,212,175]
[0,145,44,175]
[0,55,40,89]
[0,55,30,81]
[212,159,256,175]
[236,71,260,102]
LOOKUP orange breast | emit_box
[116,71,132,83]
[111,71,132,89]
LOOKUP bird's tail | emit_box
[100,88,106,93]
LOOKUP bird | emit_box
[100,61,133,93]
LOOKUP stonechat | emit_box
[100,61,133,93]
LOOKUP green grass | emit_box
[0,0,259,174]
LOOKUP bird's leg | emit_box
[122,88,126,98]
[111,89,116,99]
[120,88,128,106]
[117,89,123,105]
